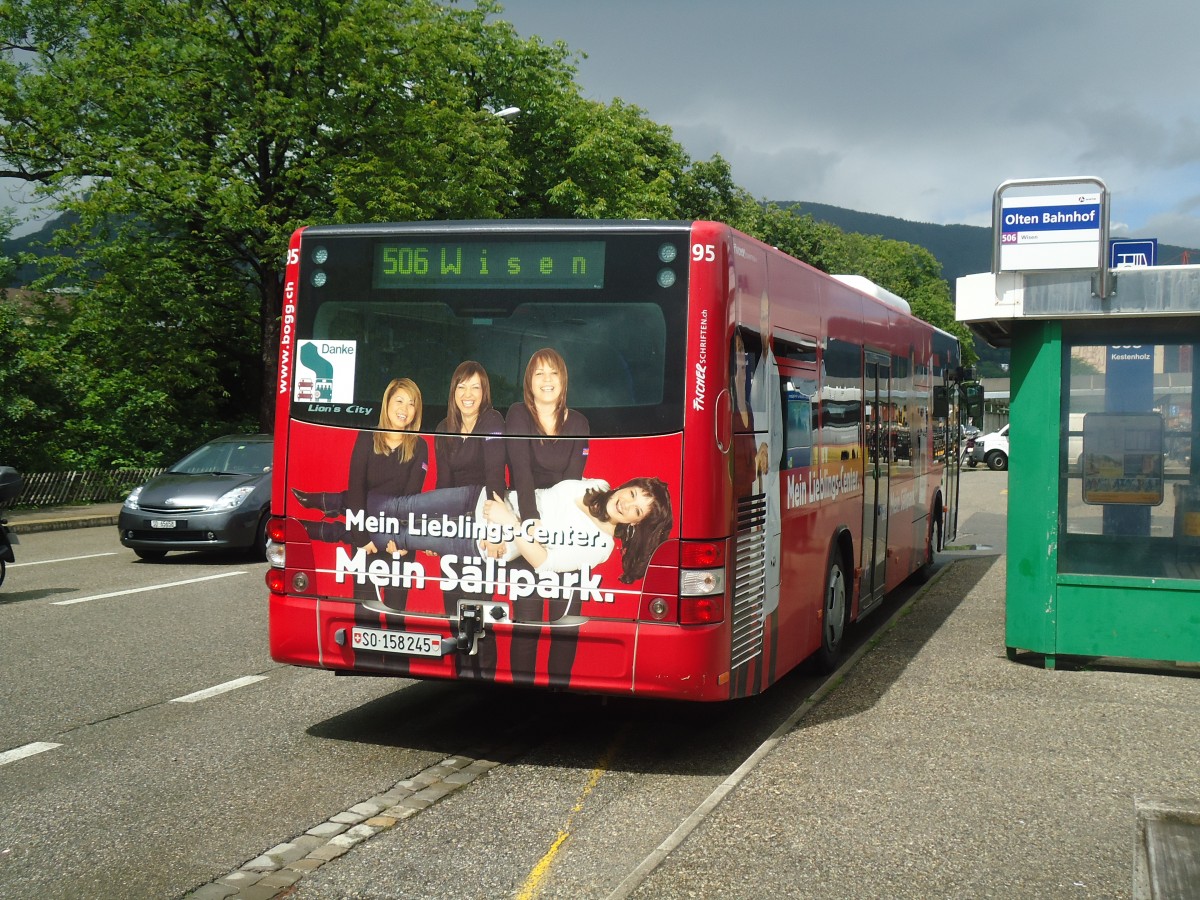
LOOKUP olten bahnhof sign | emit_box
[957,176,1200,670]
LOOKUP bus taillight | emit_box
[679,540,726,624]
[265,566,286,594]
[679,595,724,625]
[265,517,287,569]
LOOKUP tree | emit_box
[0,0,659,462]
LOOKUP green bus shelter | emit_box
[957,264,1200,668]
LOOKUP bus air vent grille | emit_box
[731,494,766,669]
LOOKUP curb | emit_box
[185,752,506,899]
[8,515,121,536]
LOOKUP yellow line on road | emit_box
[517,724,629,900]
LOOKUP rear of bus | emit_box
[267,221,737,700]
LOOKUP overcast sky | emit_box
[494,0,1200,250]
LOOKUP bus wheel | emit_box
[912,507,939,584]
[814,550,848,673]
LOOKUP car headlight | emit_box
[211,486,256,511]
[124,486,144,510]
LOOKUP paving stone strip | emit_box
[185,754,500,900]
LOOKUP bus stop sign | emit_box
[1109,238,1157,268]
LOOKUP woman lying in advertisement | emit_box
[307,476,672,585]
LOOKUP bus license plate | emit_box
[150,519,177,529]
[351,627,441,657]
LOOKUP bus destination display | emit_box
[373,239,606,290]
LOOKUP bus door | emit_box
[862,352,892,606]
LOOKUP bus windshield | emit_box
[290,226,690,436]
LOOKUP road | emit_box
[0,470,1007,899]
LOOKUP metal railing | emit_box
[11,469,164,508]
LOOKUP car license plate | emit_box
[150,519,177,529]
[351,627,442,657]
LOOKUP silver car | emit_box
[118,434,273,560]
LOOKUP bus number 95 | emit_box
[692,243,716,262]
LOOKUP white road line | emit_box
[51,571,247,606]
[170,675,269,704]
[0,742,63,767]
[12,552,119,567]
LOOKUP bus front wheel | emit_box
[814,549,849,673]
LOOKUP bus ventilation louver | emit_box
[731,494,767,669]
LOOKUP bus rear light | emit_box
[265,567,286,594]
[267,516,287,545]
[680,568,724,596]
[680,595,725,625]
[680,540,725,568]
[265,517,287,568]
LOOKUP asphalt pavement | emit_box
[6,501,1199,898]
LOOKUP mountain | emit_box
[4,211,81,284]
[778,200,1197,282]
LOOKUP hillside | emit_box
[779,200,1197,281]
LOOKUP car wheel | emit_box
[134,548,167,561]
[0,558,6,588]
[986,450,1008,471]
[254,514,270,560]
[813,546,849,673]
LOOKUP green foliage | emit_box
[0,0,974,468]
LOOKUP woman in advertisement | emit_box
[433,361,508,677]
[338,476,672,585]
[292,377,428,608]
[434,361,508,503]
[504,348,591,688]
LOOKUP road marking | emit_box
[517,725,629,900]
[0,742,62,767]
[171,675,269,704]
[12,552,119,567]
[51,571,247,605]
[606,563,957,900]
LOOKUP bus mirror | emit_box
[932,385,949,418]
[961,382,984,425]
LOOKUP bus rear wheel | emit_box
[814,549,848,673]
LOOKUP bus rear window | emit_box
[289,229,688,437]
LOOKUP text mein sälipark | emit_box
[332,510,616,603]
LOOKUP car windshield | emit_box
[170,440,272,476]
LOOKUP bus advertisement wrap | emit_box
[268,220,966,700]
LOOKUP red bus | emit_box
[266,220,969,700]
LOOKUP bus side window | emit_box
[783,375,816,470]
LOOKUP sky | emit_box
[4,1,1198,250]
[493,0,1200,250]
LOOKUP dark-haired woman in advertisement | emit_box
[291,377,428,672]
[504,348,590,689]
[434,361,507,679]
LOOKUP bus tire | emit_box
[814,545,849,673]
[911,501,940,584]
